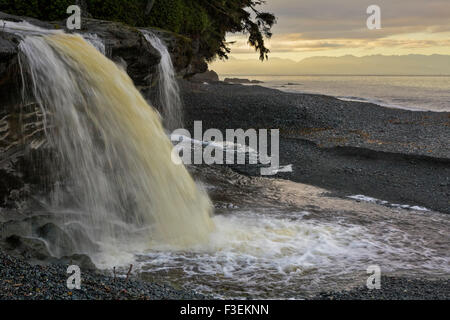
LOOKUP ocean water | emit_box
[221,75,450,112]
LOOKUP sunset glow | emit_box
[214,0,450,62]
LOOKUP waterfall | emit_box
[82,33,106,55]
[142,31,183,131]
[15,31,214,263]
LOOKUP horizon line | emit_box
[218,74,450,77]
[215,53,450,64]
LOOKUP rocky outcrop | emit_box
[147,28,207,78]
[74,18,162,86]
[0,11,207,84]
[190,69,220,83]
[69,18,207,79]
[0,211,98,270]
[224,78,264,84]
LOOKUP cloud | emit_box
[227,32,450,55]
[224,1,450,59]
[261,0,450,39]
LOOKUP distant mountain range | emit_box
[211,54,450,76]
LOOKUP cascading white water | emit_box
[142,31,183,131]
[82,33,106,55]
[12,27,214,265]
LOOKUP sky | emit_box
[214,0,450,62]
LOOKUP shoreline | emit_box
[240,83,445,113]
[335,97,433,113]
[181,80,450,214]
[216,74,450,113]
[1,243,448,300]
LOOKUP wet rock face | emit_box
[0,56,49,209]
[142,28,207,78]
[0,34,18,71]
[0,213,97,270]
[75,18,162,86]
[0,46,45,210]
[1,235,97,270]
